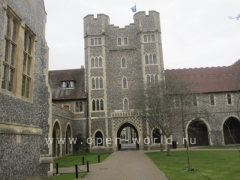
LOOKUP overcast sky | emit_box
[44,0,240,70]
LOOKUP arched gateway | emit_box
[117,123,139,150]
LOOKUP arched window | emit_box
[92,78,95,89]
[227,93,232,105]
[122,58,126,67]
[91,58,94,67]
[123,77,127,88]
[149,54,153,64]
[155,75,158,84]
[92,100,95,111]
[95,131,103,146]
[210,94,215,105]
[100,99,104,110]
[100,78,103,88]
[96,99,100,110]
[153,54,157,64]
[118,38,121,45]
[95,57,98,67]
[147,75,150,86]
[145,54,149,64]
[152,128,161,144]
[151,74,154,85]
[124,99,129,110]
[96,78,99,88]
[99,57,102,67]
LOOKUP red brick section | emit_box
[165,65,240,93]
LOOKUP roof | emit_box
[49,69,86,100]
[165,65,240,93]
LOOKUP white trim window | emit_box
[123,98,129,110]
[146,74,158,86]
[61,81,75,88]
[92,99,104,111]
[122,57,126,68]
[227,93,232,105]
[123,77,128,89]
[90,37,102,45]
[92,77,103,89]
[91,57,102,68]
[145,54,157,65]
[144,34,155,42]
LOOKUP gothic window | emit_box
[100,78,103,88]
[91,58,94,67]
[145,54,149,64]
[90,56,103,68]
[145,54,157,65]
[92,77,103,89]
[193,95,198,106]
[147,75,150,86]
[124,38,128,45]
[90,37,101,45]
[61,81,75,88]
[123,77,127,88]
[95,131,103,146]
[227,93,232,105]
[92,99,104,111]
[122,57,126,67]
[118,38,121,45]
[123,98,129,110]
[144,34,155,42]
[75,101,83,112]
[209,94,215,106]
[146,74,158,86]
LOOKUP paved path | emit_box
[57,150,168,180]
[82,150,168,180]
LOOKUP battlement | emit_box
[84,13,110,21]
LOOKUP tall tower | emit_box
[84,11,164,151]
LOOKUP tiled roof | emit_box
[49,69,86,100]
[165,65,240,93]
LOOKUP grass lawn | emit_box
[44,172,86,180]
[146,150,240,180]
[53,152,112,168]
[197,145,240,149]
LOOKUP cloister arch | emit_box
[187,119,209,146]
[223,116,240,144]
[65,124,72,154]
[52,120,61,157]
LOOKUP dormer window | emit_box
[61,81,75,88]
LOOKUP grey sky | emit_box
[44,0,240,70]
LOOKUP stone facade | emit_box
[0,0,52,179]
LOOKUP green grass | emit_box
[197,145,240,149]
[44,173,86,180]
[146,150,240,180]
[53,152,112,168]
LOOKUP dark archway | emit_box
[223,117,240,144]
[65,124,72,154]
[117,123,139,150]
[152,128,161,144]
[187,120,209,146]
[52,121,61,157]
[95,131,103,146]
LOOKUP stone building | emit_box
[0,0,52,179]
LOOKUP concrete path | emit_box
[56,150,168,180]
[82,150,168,180]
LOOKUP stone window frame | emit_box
[145,54,157,65]
[143,34,155,43]
[91,77,103,89]
[92,98,104,111]
[1,3,35,102]
[75,100,84,113]
[146,74,158,86]
[62,104,70,110]
[226,93,233,105]
[209,94,216,106]
[192,95,198,107]
[90,56,103,68]
[90,37,102,46]
[61,80,75,89]
[122,76,128,89]
[123,98,129,110]
[117,37,128,46]
[94,129,104,146]
[121,57,127,68]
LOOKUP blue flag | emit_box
[131,5,136,12]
